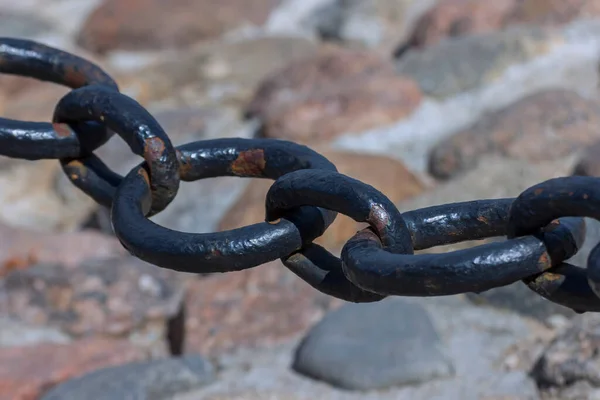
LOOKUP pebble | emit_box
[41,355,215,400]
[292,298,455,390]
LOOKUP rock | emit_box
[175,296,543,399]
[41,355,215,400]
[184,260,339,356]
[0,317,70,348]
[531,313,600,389]
[508,0,600,28]
[396,26,564,99]
[218,149,426,253]
[573,140,600,177]
[0,158,98,232]
[0,9,53,38]
[292,298,454,390]
[0,223,125,277]
[429,90,600,180]
[310,0,423,53]
[399,0,519,51]
[248,47,422,144]
[77,0,280,54]
[0,256,186,357]
[465,282,577,323]
[118,36,323,109]
[400,0,600,53]
[0,338,145,400]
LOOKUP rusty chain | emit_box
[2,37,600,314]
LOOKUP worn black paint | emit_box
[0,38,117,159]
[507,176,600,311]
[342,217,584,297]
[111,139,339,273]
[53,85,180,215]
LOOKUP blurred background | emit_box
[1,0,600,399]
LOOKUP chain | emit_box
[2,37,600,315]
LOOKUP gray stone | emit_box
[396,26,563,99]
[174,296,542,400]
[531,313,600,389]
[465,282,577,322]
[0,317,70,348]
[292,298,454,390]
[0,10,52,38]
[41,355,215,400]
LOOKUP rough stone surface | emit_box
[0,338,146,400]
[218,149,426,252]
[41,355,215,400]
[400,0,517,50]
[573,140,600,177]
[311,0,421,52]
[175,296,542,400]
[0,224,125,277]
[532,313,600,390]
[293,298,454,390]
[120,36,323,108]
[400,0,600,52]
[248,47,422,144]
[0,10,52,38]
[396,26,564,98]
[184,260,340,356]
[0,256,185,356]
[0,317,70,348]
[428,90,600,180]
[76,0,281,53]
[0,157,98,232]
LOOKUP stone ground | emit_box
[3,0,600,399]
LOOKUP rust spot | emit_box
[537,252,551,269]
[534,188,544,196]
[539,272,562,282]
[367,204,390,235]
[62,65,88,88]
[423,278,440,294]
[137,167,151,185]
[143,137,166,163]
[52,122,73,138]
[351,227,382,244]
[177,150,193,180]
[584,194,590,199]
[477,215,489,225]
[231,149,266,177]
[1,252,38,277]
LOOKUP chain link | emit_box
[2,37,599,313]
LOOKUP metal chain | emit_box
[2,37,600,313]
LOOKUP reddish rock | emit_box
[219,149,425,252]
[185,260,344,355]
[247,48,422,144]
[428,90,600,180]
[0,224,125,277]
[401,0,600,51]
[402,0,517,49]
[0,338,145,400]
[0,255,185,356]
[573,140,600,177]
[77,0,280,54]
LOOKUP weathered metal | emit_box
[0,37,599,318]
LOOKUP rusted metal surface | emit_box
[1,37,600,320]
[111,139,338,273]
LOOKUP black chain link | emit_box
[2,37,599,314]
